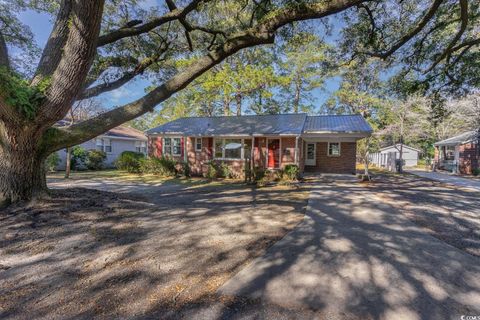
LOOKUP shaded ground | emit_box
[371,172,480,257]
[220,173,480,320]
[1,171,479,319]
[0,179,308,319]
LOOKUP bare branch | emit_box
[97,0,206,47]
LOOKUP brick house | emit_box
[434,130,480,174]
[145,114,372,175]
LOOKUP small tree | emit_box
[357,137,379,179]
[380,95,432,173]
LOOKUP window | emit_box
[225,139,242,159]
[96,138,112,153]
[214,138,245,160]
[328,142,341,156]
[103,138,112,153]
[173,138,181,155]
[135,141,147,153]
[163,138,172,155]
[195,138,202,152]
[95,138,103,151]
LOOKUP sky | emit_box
[16,3,342,114]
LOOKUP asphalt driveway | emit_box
[219,175,480,320]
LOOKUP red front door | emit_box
[268,139,280,168]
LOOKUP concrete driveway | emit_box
[407,169,480,192]
[219,175,480,320]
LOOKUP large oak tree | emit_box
[0,0,478,206]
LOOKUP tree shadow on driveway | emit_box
[217,175,480,320]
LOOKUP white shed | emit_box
[370,144,421,168]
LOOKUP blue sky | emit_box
[17,5,341,114]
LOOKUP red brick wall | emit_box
[254,137,266,169]
[459,142,479,175]
[148,136,162,158]
[187,137,213,175]
[280,137,296,168]
[304,142,356,174]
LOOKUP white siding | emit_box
[370,145,420,167]
[55,138,145,170]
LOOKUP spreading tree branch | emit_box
[0,32,9,70]
[37,1,106,124]
[97,0,206,47]
[46,0,366,150]
[31,0,73,86]
[360,0,444,58]
[424,0,468,72]
[82,55,139,89]
[79,48,168,100]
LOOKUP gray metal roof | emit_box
[145,113,372,136]
[434,130,479,146]
[146,114,308,136]
[303,115,373,133]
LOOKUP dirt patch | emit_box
[367,173,480,257]
[0,184,307,319]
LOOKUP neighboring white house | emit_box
[370,144,421,168]
[56,126,148,170]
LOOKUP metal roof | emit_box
[379,144,422,153]
[303,115,373,133]
[145,113,372,136]
[146,114,308,136]
[434,130,479,146]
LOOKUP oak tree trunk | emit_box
[0,133,48,207]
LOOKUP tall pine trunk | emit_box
[0,127,48,206]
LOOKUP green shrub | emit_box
[71,146,87,170]
[219,162,231,178]
[283,164,299,181]
[205,161,218,179]
[139,157,176,176]
[179,161,191,177]
[253,167,266,181]
[473,168,480,176]
[85,149,107,170]
[257,169,281,186]
[45,152,60,172]
[116,151,145,173]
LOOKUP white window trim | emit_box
[327,142,341,157]
[96,138,112,153]
[163,137,182,156]
[172,137,182,156]
[195,137,202,152]
[214,138,246,160]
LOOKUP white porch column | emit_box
[184,136,188,162]
[251,137,255,170]
[294,136,299,165]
